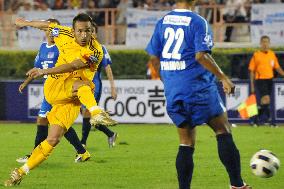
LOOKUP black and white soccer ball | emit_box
[250,150,280,178]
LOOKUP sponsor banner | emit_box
[274,83,284,120]
[100,80,171,123]
[17,10,80,50]
[28,84,44,118]
[226,83,249,120]
[251,4,284,46]
[126,8,167,48]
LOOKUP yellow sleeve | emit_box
[48,23,74,48]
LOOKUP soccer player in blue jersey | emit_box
[146,1,251,189]
[81,22,118,148]
[17,18,91,163]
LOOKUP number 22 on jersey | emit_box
[162,27,184,60]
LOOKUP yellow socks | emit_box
[20,140,54,174]
[77,85,102,116]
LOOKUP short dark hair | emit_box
[260,35,270,41]
[47,18,60,25]
[91,22,98,33]
[72,13,93,28]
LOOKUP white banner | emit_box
[17,10,80,50]
[274,83,284,120]
[100,80,171,123]
[251,4,284,46]
[28,84,44,118]
[226,83,249,120]
[126,8,167,48]
[29,80,172,123]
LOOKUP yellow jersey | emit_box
[44,23,104,105]
[47,23,104,81]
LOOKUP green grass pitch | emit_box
[0,123,283,189]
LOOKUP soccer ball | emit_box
[250,150,280,178]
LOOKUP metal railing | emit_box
[0,4,251,49]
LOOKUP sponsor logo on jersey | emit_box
[163,15,191,26]
[47,52,55,59]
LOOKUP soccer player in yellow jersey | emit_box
[4,13,117,187]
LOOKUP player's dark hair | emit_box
[72,13,93,28]
[91,22,98,33]
[47,18,60,25]
[260,35,270,41]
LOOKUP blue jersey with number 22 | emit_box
[146,9,216,104]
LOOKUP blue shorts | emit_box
[166,88,226,128]
[38,97,52,118]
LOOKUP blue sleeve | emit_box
[54,46,60,62]
[33,51,41,68]
[101,46,112,68]
[193,17,213,53]
[145,21,162,57]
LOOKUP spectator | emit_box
[52,0,67,9]
[223,0,247,42]
[248,35,284,127]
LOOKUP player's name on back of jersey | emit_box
[160,60,186,71]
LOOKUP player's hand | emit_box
[221,76,235,95]
[18,83,26,93]
[26,68,44,78]
[250,86,255,94]
[111,87,117,100]
[15,18,26,29]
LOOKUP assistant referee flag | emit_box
[237,94,258,119]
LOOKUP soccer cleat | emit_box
[230,183,252,189]
[108,133,118,148]
[16,155,30,163]
[90,111,118,127]
[4,168,24,187]
[74,150,91,163]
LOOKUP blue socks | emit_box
[176,145,194,189]
[217,133,243,187]
[64,127,86,154]
[81,118,92,145]
[34,125,48,148]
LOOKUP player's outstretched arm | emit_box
[15,18,50,31]
[26,59,88,78]
[196,52,235,94]
[105,65,117,100]
[19,76,33,93]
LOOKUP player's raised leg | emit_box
[207,113,251,189]
[176,124,196,189]
[73,80,118,127]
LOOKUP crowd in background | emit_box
[3,0,284,13]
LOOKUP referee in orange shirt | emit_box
[249,35,284,127]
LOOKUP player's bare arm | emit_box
[275,67,284,77]
[105,65,117,100]
[26,59,88,78]
[15,18,50,31]
[18,76,33,93]
[149,56,160,78]
[249,71,255,93]
[196,52,235,94]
